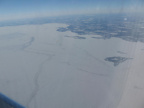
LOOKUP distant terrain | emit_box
[1,14,144,43]
[56,14,144,42]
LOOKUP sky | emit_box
[0,0,144,21]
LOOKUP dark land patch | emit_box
[105,56,132,66]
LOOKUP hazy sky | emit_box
[0,0,143,20]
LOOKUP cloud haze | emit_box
[0,0,144,21]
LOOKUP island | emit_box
[105,56,133,66]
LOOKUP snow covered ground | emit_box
[0,23,143,108]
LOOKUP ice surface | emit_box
[0,23,140,108]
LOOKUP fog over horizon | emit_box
[0,0,144,21]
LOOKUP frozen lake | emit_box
[0,23,139,108]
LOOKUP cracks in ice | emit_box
[77,68,109,77]
[62,61,109,77]
[0,37,35,51]
[25,34,64,107]
[76,46,111,68]
[24,50,51,56]
[26,50,55,108]
[61,46,112,77]
[21,37,35,50]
